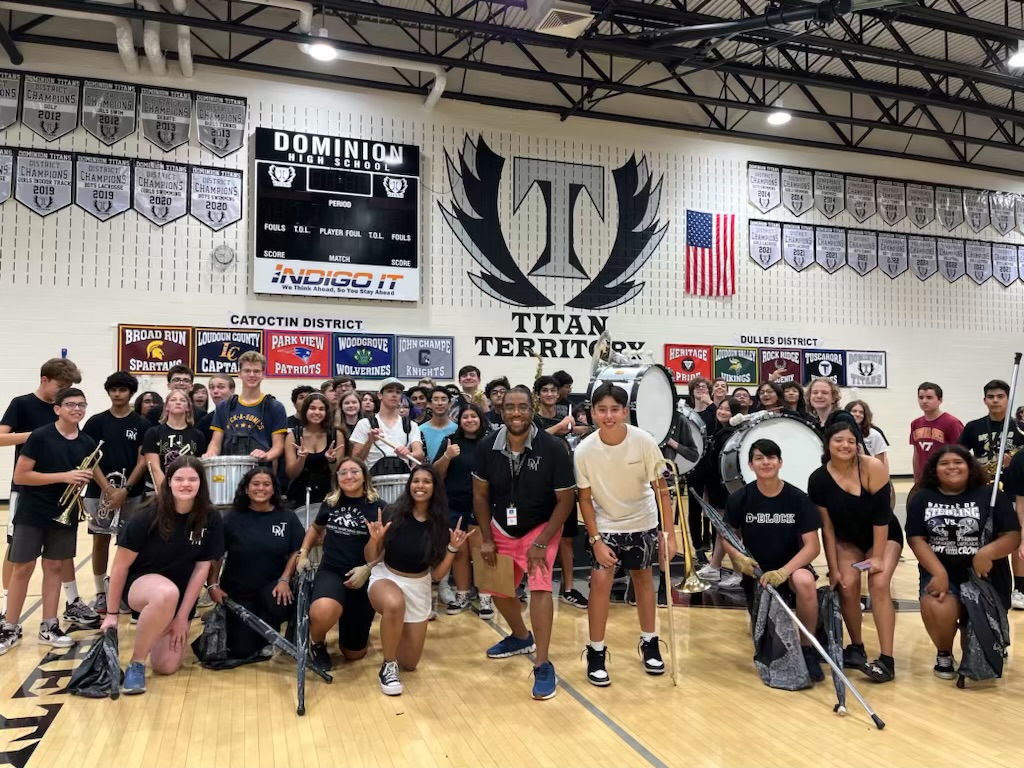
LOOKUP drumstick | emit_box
[375,436,423,466]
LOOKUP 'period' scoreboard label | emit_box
[251,128,420,302]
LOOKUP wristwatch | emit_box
[588,534,602,545]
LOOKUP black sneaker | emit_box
[310,641,332,672]
[0,626,20,655]
[379,660,403,696]
[657,577,668,608]
[584,645,611,687]
[0,616,20,639]
[842,643,868,669]
[639,637,666,676]
[561,589,588,610]
[934,653,956,680]
[63,598,100,629]
[802,647,825,683]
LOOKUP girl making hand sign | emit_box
[364,465,469,696]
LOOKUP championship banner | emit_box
[189,166,243,231]
[878,232,908,279]
[21,74,79,141]
[1016,196,1024,237]
[194,93,247,157]
[989,192,1015,236]
[139,87,192,152]
[712,346,757,386]
[74,154,131,221]
[815,226,845,273]
[938,238,965,282]
[748,220,781,269]
[847,230,878,276]
[965,240,992,285]
[802,349,846,386]
[0,148,11,204]
[758,348,802,384]
[936,186,964,230]
[906,183,935,228]
[991,243,1019,287]
[845,176,876,223]
[781,223,814,272]
[15,149,72,217]
[117,325,192,374]
[0,69,20,131]
[908,235,937,281]
[846,351,886,388]
[264,331,331,379]
[395,336,455,380]
[1019,246,1024,284]
[963,188,989,233]
[81,80,137,145]
[133,160,188,226]
[332,334,394,379]
[813,170,844,218]
[781,167,813,216]
[664,344,712,385]
[193,328,263,375]
[875,179,906,226]
[747,163,781,214]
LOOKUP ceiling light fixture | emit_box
[304,27,337,62]
[1009,42,1024,68]
[766,109,792,126]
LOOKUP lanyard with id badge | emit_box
[506,450,526,527]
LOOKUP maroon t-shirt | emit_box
[909,412,965,482]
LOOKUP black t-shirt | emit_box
[807,465,896,549]
[435,434,481,514]
[142,424,207,475]
[472,427,576,538]
[724,481,821,572]
[221,507,305,596]
[1001,451,1024,497]
[315,495,384,573]
[1,393,57,492]
[486,411,503,432]
[82,411,151,498]
[16,423,98,528]
[959,416,1024,466]
[118,501,225,596]
[196,411,216,447]
[905,487,1019,597]
[383,514,434,573]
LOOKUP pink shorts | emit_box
[489,522,561,595]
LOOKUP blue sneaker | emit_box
[486,631,536,659]
[532,661,557,700]
[123,661,146,695]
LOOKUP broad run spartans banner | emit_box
[194,94,247,157]
[21,74,79,141]
[74,154,131,221]
[133,160,188,226]
[15,149,72,216]
[189,166,243,230]
[81,80,137,145]
[139,87,192,152]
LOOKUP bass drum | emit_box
[587,364,676,445]
[719,412,823,495]
[672,402,708,475]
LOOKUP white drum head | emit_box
[737,417,822,492]
[634,368,675,443]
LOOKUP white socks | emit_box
[94,574,107,594]
[63,581,78,603]
[640,631,656,643]
[590,640,605,652]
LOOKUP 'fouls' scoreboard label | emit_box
[251,127,420,302]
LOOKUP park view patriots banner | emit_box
[21,74,80,141]
[133,160,188,226]
[747,163,780,213]
[0,148,11,204]
[989,192,1015,236]
[992,243,1019,287]
[813,170,844,218]
[936,186,964,230]
[15,149,72,216]
[909,236,938,281]
[939,238,966,282]
[875,179,906,226]
[74,154,131,221]
[189,166,243,231]
[781,167,812,216]
[139,87,192,152]
[81,80,137,145]
[0,70,20,131]
[907,184,935,228]
[195,93,247,157]
[748,220,782,269]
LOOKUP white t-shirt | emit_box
[350,413,422,471]
[864,427,889,458]
[573,424,663,533]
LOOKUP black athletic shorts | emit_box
[311,566,374,652]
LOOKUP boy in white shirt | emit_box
[350,378,424,475]
[574,383,677,686]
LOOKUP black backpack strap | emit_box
[402,416,412,442]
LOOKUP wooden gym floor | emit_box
[1,482,1022,768]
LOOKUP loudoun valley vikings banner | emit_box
[663,344,712,385]
[193,328,263,375]
[332,334,394,379]
[264,331,330,379]
[712,346,757,385]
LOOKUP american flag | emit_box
[685,209,736,296]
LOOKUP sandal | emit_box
[862,658,895,683]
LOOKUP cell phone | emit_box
[853,560,872,572]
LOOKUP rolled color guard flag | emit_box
[686,209,736,296]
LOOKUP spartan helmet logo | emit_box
[681,358,695,372]
[268,165,296,188]
[818,361,833,377]
[93,198,112,214]
[34,194,54,211]
[857,361,876,376]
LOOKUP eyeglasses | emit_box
[169,377,192,385]
[337,469,362,477]
[503,404,532,413]
[490,388,507,395]
[62,402,88,411]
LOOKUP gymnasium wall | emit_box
[2,43,1023,486]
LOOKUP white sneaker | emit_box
[438,578,456,607]
[696,564,721,582]
[1012,589,1024,611]
[379,660,403,696]
[39,622,75,648]
[476,594,495,620]
[428,590,439,621]
[718,570,743,589]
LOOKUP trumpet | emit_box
[57,440,105,527]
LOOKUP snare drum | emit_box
[719,412,823,494]
[587,364,676,445]
[672,402,708,475]
[202,456,258,507]
[372,473,408,506]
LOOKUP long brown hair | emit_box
[152,456,215,540]
[844,399,874,438]
[325,456,378,506]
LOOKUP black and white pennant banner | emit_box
[189,166,243,230]
[747,163,781,214]
[965,241,992,285]
[963,189,990,233]
[815,226,846,273]
[139,87,192,152]
[21,74,80,141]
[75,154,131,221]
[992,243,1019,287]
[847,230,878,276]
[909,235,937,281]
[875,179,906,226]
[781,167,813,216]
[133,159,188,226]
[0,70,20,131]
[846,176,876,223]
[748,220,782,269]
[878,232,908,279]
[907,183,935,228]
[81,80,137,146]
[782,223,814,271]
[15,149,72,216]
[938,238,966,283]
[813,170,845,218]
[194,94,247,157]
[989,192,1015,236]
[0,147,11,203]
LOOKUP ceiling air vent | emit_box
[529,0,594,39]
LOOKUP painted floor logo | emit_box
[439,134,668,310]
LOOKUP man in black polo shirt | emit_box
[473,386,576,701]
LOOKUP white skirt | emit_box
[368,563,433,623]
